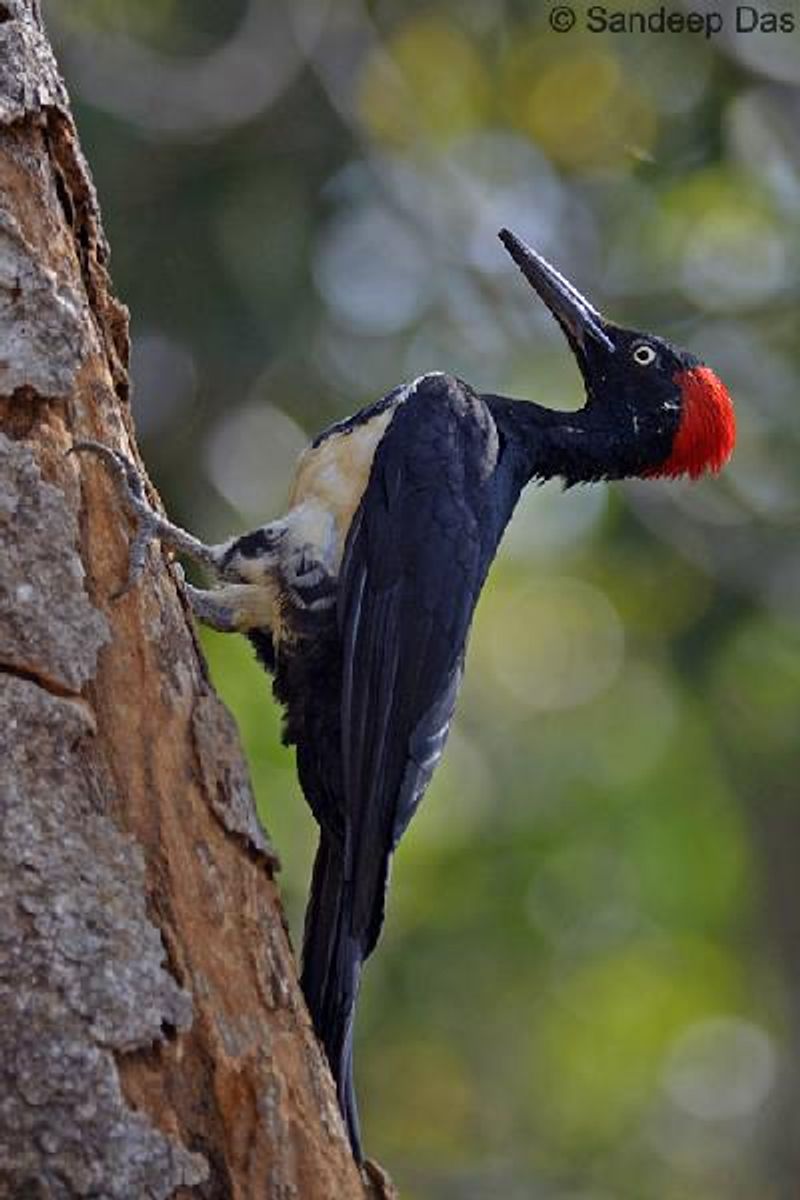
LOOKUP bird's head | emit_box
[499,229,736,481]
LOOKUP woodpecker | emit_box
[74,229,736,1162]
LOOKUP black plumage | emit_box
[269,374,523,1157]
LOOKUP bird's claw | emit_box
[70,440,163,597]
[70,440,146,502]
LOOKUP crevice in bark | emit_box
[42,108,131,406]
[0,387,69,439]
[0,656,88,702]
[52,157,74,226]
[118,1021,238,1200]
[189,686,281,868]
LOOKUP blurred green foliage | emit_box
[51,0,800,1193]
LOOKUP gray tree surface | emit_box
[0,4,393,1195]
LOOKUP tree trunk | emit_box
[0,4,391,1196]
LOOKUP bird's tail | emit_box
[300,830,364,1160]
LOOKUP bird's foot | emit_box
[170,564,240,633]
[70,440,221,598]
[71,440,165,597]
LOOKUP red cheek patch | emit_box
[650,366,736,480]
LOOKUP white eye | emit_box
[633,344,657,366]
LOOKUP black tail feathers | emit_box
[300,832,364,1161]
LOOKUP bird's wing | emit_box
[337,374,498,956]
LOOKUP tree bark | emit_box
[0,4,391,1197]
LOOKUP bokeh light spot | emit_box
[205,400,307,520]
[662,1016,776,1121]
[314,206,432,335]
[485,576,625,712]
[357,16,490,148]
[504,41,656,170]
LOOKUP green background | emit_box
[51,0,800,1194]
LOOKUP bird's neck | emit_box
[484,393,638,486]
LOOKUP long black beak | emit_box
[499,229,615,354]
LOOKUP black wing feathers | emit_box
[299,374,507,1157]
[338,374,498,956]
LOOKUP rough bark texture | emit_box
[0,4,392,1197]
